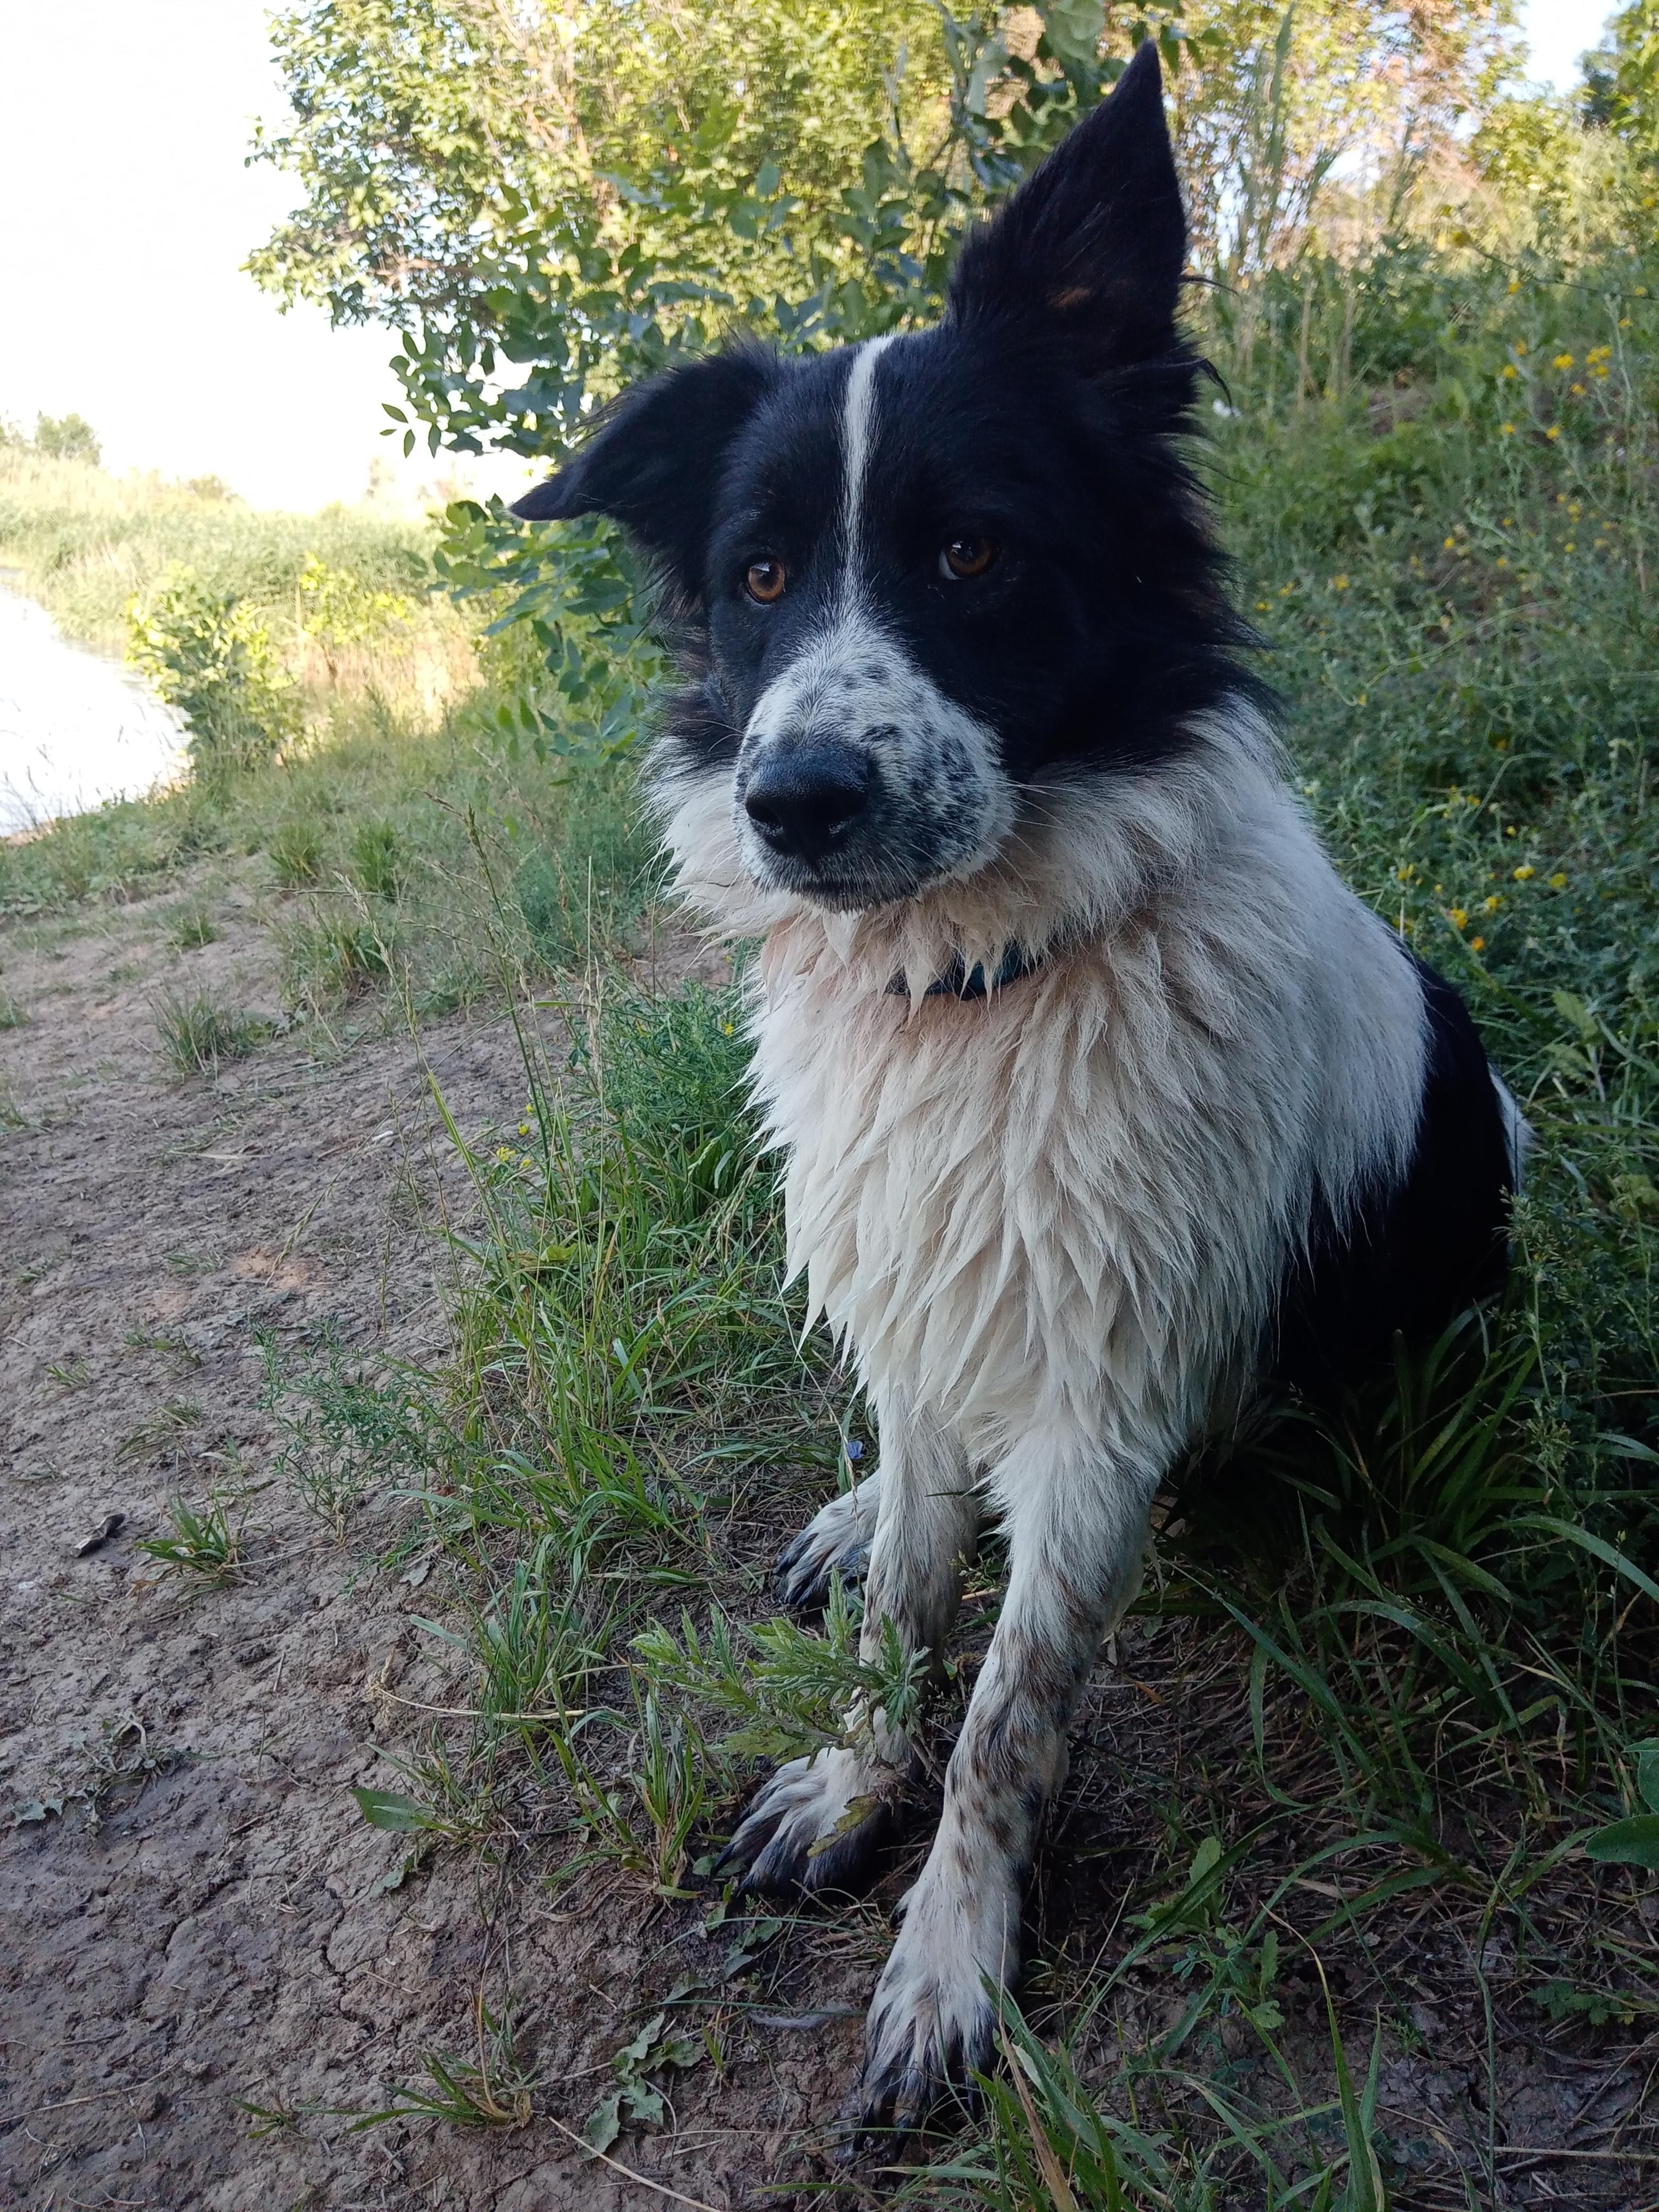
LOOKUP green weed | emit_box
[348,1995,536,2131]
[133,1492,245,1583]
[349,819,405,902]
[168,902,219,949]
[152,987,262,1075]
[269,817,326,889]
[278,902,390,1007]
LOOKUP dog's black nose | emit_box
[744,743,872,863]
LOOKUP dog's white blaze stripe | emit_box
[840,334,899,568]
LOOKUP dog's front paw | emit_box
[777,1477,878,1612]
[715,1745,891,1896]
[851,1860,1020,2135]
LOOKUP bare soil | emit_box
[2,873,1654,2211]
[0,877,867,2210]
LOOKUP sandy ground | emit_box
[3,871,1655,2211]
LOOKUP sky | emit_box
[0,0,1616,518]
[0,2,538,515]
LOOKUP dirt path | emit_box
[0,879,858,2211]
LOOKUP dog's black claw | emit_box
[776,1532,872,1614]
[716,1757,893,1898]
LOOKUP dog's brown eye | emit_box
[942,536,996,580]
[745,558,787,604]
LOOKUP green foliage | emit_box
[31,411,100,464]
[583,2008,705,2154]
[128,565,299,775]
[279,901,392,1008]
[632,1571,928,1764]
[134,1492,246,1583]
[349,819,405,901]
[1586,2,1659,171]
[297,549,413,674]
[0,447,434,659]
[263,1330,441,1537]
[1585,1740,1659,1867]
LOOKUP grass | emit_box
[133,1492,246,1583]
[152,987,264,1075]
[0,447,437,660]
[168,901,218,949]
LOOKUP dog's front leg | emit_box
[718,1391,976,1896]
[854,1432,1157,2132]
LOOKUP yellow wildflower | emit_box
[1501,363,1519,380]
[1570,383,1586,397]
[1513,864,1534,879]
[1484,895,1501,912]
[1499,423,1515,437]
[1450,908,1468,930]
[1545,425,1561,441]
[1333,574,1349,590]
[1552,353,1573,370]
[1549,871,1568,889]
[1470,936,1486,952]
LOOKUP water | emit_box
[0,584,189,835]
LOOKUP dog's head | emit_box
[516,43,1249,914]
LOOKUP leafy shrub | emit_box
[127,564,299,775]
[296,550,414,676]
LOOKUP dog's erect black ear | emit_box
[512,346,777,606]
[946,42,1185,365]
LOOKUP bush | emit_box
[128,565,299,777]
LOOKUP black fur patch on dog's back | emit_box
[1270,954,1515,1393]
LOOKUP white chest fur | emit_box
[662,709,1428,1479]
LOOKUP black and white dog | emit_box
[516,42,1525,2131]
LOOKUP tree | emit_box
[1585,2,1659,169]
[33,412,101,465]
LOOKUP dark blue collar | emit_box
[886,940,1048,1001]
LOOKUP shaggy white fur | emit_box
[665,705,1427,1470]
